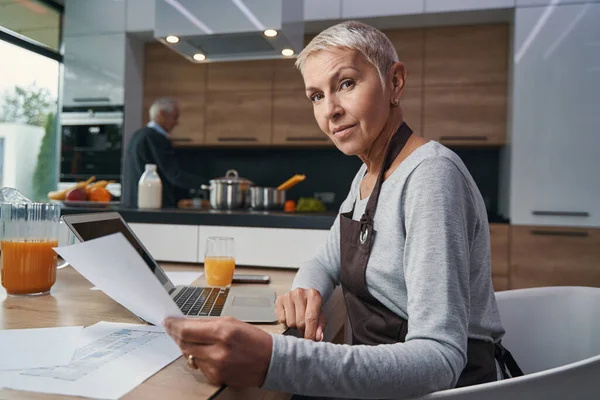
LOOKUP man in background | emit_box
[122,97,206,208]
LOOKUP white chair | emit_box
[418,286,600,400]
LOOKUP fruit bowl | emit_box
[47,177,117,204]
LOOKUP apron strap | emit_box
[495,341,524,379]
[361,123,413,225]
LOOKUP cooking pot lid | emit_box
[210,169,253,185]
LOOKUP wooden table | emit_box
[0,264,346,400]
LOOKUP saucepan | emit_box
[250,187,286,210]
[201,169,254,210]
[250,174,306,211]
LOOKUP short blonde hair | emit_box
[295,21,399,83]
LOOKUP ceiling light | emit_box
[166,35,179,44]
[281,48,294,57]
[264,29,278,37]
[193,53,206,61]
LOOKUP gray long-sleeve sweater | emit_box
[261,141,505,399]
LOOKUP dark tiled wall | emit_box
[176,146,500,217]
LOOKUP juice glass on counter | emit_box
[0,201,61,295]
[204,237,235,287]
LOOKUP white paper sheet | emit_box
[0,326,83,371]
[90,270,203,291]
[54,233,183,327]
[0,321,182,400]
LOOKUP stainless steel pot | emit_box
[250,186,286,210]
[202,169,253,210]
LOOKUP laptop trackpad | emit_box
[232,296,273,308]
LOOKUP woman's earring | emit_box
[391,98,400,107]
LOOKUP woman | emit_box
[163,21,522,399]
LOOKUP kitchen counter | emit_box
[60,205,338,230]
[61,205,508,230]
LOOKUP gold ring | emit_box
[187,354,198,370]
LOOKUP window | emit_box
[0,0,61,52]
[0,0,62,202]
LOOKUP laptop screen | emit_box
[68,217,171,287]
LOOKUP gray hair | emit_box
[295,21,399,84]
[149,97,177,120]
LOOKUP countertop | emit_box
[60,205,338,230]
[61,204,509,230]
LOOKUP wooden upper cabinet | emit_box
[272,90,332,146]
[401,85,422,137]
[274,59,305,91]
[205,91,272,146]
[144,43,206,146]
[423,84,507,146]
[424,24,509,86]
[510,226,600,289]
[385,28,424,87]
[207,60,274,91]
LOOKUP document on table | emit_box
[90,270,204,291]
[0,321,182,400]
[54,232,183,327]
[0,326,83,371]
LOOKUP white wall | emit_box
[0,123,43,199]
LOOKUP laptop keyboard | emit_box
[173,287,229,317]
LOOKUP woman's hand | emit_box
[275,288,326,341]
[163,316,273,388]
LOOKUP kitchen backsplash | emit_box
[175,146,502,220]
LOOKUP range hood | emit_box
[154,0,304,63]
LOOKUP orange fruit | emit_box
[88,187,112,202]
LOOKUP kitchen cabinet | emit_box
[401,86,423,138]
[198,226,330,268]
[425,0,515,13]
[422,24,508,146]
[385,28,424,87]
[385,28,425,137]
[205,91,272,146]
[490,223,509,291]
[510,3,600,228]
[62,34,126,107]
[207,60,274,91]
[143,44,206,146]
[128,223,199,263]
[304,0,342,21]
[422,84,507,146]
[424,24,508,87]
[273,60,330,146]
[342,0,424,18]
[510,226,600,289]
[273,59,304,91]
[272,90,332,146]
[63,0,126,36]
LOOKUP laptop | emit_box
[62,212,277,323]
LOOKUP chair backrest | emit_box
[495,286,600,374]
[420,286,600,400]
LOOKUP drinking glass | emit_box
[1,201,61,295]
[204,237,235,287]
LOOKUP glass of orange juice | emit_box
[204,237,235,287]
[1,200,61,296]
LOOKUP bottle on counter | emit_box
[138,164,162,209]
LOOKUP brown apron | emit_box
[339,122,523,388]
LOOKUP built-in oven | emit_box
[59,108,123,197]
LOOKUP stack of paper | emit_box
[0,326,82,371]
[0,322,181,399]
